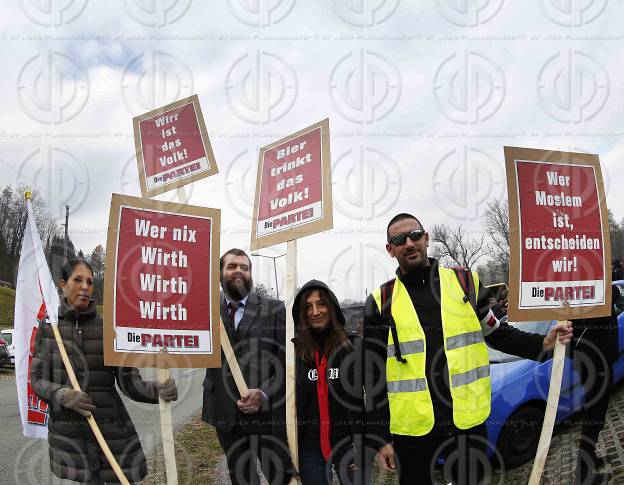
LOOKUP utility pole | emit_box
[63,205,69,261]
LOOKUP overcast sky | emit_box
[1,0,623,301]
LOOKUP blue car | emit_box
[486,280,624,467]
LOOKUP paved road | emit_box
[0,366,205,485]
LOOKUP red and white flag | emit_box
[14,196,59,438]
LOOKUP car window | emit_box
[488,320,552,363]
[1,331,11,345]
[615,284,624,316]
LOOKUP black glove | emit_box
[155,378,178,402]
[55,388,96,417]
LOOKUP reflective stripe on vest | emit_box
[451,365,490,388]
[386,339,425,359]
[445,330,484,351]
[373,267,491,437]
[387,378,427,393]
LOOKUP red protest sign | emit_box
[133,94,218,198]
[251,118,332,250]
[505,146,612,321]
[104,194,221,368]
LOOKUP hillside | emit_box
[0,286,15,328]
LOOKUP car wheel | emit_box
[496,404,544,468]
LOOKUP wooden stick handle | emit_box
[158,368,179,485]
[220,319,249,396]
[528,335,566,485]
[51,324,131,485]
[285,239,299,482]
[176,187,188,204]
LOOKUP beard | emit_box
[222,274,252,301]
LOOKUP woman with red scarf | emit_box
[293,280,363,485]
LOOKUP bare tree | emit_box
[482,199,510,282]
[430,224,487,268]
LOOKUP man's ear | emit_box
[424,232,430,247]
[386,242,395,258]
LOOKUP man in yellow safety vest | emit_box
[363,213,573,485]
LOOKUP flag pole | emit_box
[23,192,131,485]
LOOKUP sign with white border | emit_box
[133,94,218,198]
[505,146,612,321]
[104,194,221,368]
[250,118,332,250]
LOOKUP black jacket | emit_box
[292,280,364,465]
[202,291,286,434]
[571,284,620,367]
[30,300,159,483]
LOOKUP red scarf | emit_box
[314,349,332,461]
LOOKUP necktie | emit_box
[228,301,239,329]
[314,349,332,461]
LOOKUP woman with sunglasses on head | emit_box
[292,280,364,485]
[31,258,178,484]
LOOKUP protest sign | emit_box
[133,94,218,198]
[505,147,612,484]
[103,194,220,368]
[506,146,612,321]
[250,118,332,250]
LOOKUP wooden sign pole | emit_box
[528,335,566,485]
[153,186,194,485]
[285,239,299,481]
[51,325,131,485]
[220,317,249,395]
[158,364,178,485]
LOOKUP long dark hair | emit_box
[296,287,352,363]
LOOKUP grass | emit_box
[0,286,15,328]
[140,413,225,485]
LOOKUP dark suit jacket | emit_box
[202,291,286,433]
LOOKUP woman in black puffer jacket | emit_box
[31,258,177,484]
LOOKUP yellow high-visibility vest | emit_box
[373,267,491,436]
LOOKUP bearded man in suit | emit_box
[202,248,292,485]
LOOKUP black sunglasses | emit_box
[388,229,425,246]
